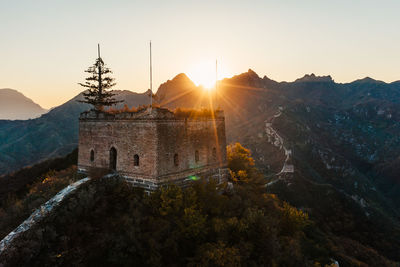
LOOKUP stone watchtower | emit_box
[77,107,229,190]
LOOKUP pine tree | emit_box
[78,44,122,110]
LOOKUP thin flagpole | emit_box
[97,44,102,100]
[216,59,222,178]
[215,59,218,108]
[150,41,152,108]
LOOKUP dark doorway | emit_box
[134,154,139,166]
[109,147,117,171]
[174,153,179,167]
[90,149,95,162]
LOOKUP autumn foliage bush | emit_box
[174,107,222,119]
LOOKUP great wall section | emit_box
[264,107,294,185]
[0,178,90,256]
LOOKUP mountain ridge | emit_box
[1,70,400,264]
[0,89,47,120]
[2,70,400,176]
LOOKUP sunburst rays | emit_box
[156,79,272,167]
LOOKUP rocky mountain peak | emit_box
[295,73,333,83]
[154,73,198,106]
[247,69,260,79]
[170,73,195,85]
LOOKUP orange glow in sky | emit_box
[187,59,232,90]
[1,1,400,109]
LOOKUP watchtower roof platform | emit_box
[79,107,225,121]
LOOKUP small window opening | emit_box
[134,154,139,166]
[174,153,179,167]
[195,150,199,163]
[90,150,94,162]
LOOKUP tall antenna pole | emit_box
[215,59,218,108]
[150,41,153,108]
[215,59,218,91]
[97,44,102,103]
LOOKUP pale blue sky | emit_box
[1,0,399,108]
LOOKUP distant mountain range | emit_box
[1,70,400,264]
[1,70,399,181]
[0,89,47,120]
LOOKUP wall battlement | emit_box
[79,107,225,121]
[78,107,228,190]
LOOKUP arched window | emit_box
[212,147,217,160]
[134,154,139,166]
[174,153,179,167]
[90,149,94,162]
[195,150,199,163]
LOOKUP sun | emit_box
[187,60,217,90]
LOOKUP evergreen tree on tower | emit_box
[78,44,122,110]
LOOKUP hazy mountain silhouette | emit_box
[0,89,47,120]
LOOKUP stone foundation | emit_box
[123,167,230,191]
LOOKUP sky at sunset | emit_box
[1,0,400,109]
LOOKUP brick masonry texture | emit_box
[78,107,228,189]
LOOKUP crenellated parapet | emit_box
[79,107,225,121]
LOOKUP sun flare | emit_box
[187,60,217,90]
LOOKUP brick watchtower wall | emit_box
[78,107,228,189]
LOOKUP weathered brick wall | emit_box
[78,120,158,179]
[156,119,226,178]
[78,108,227,186]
